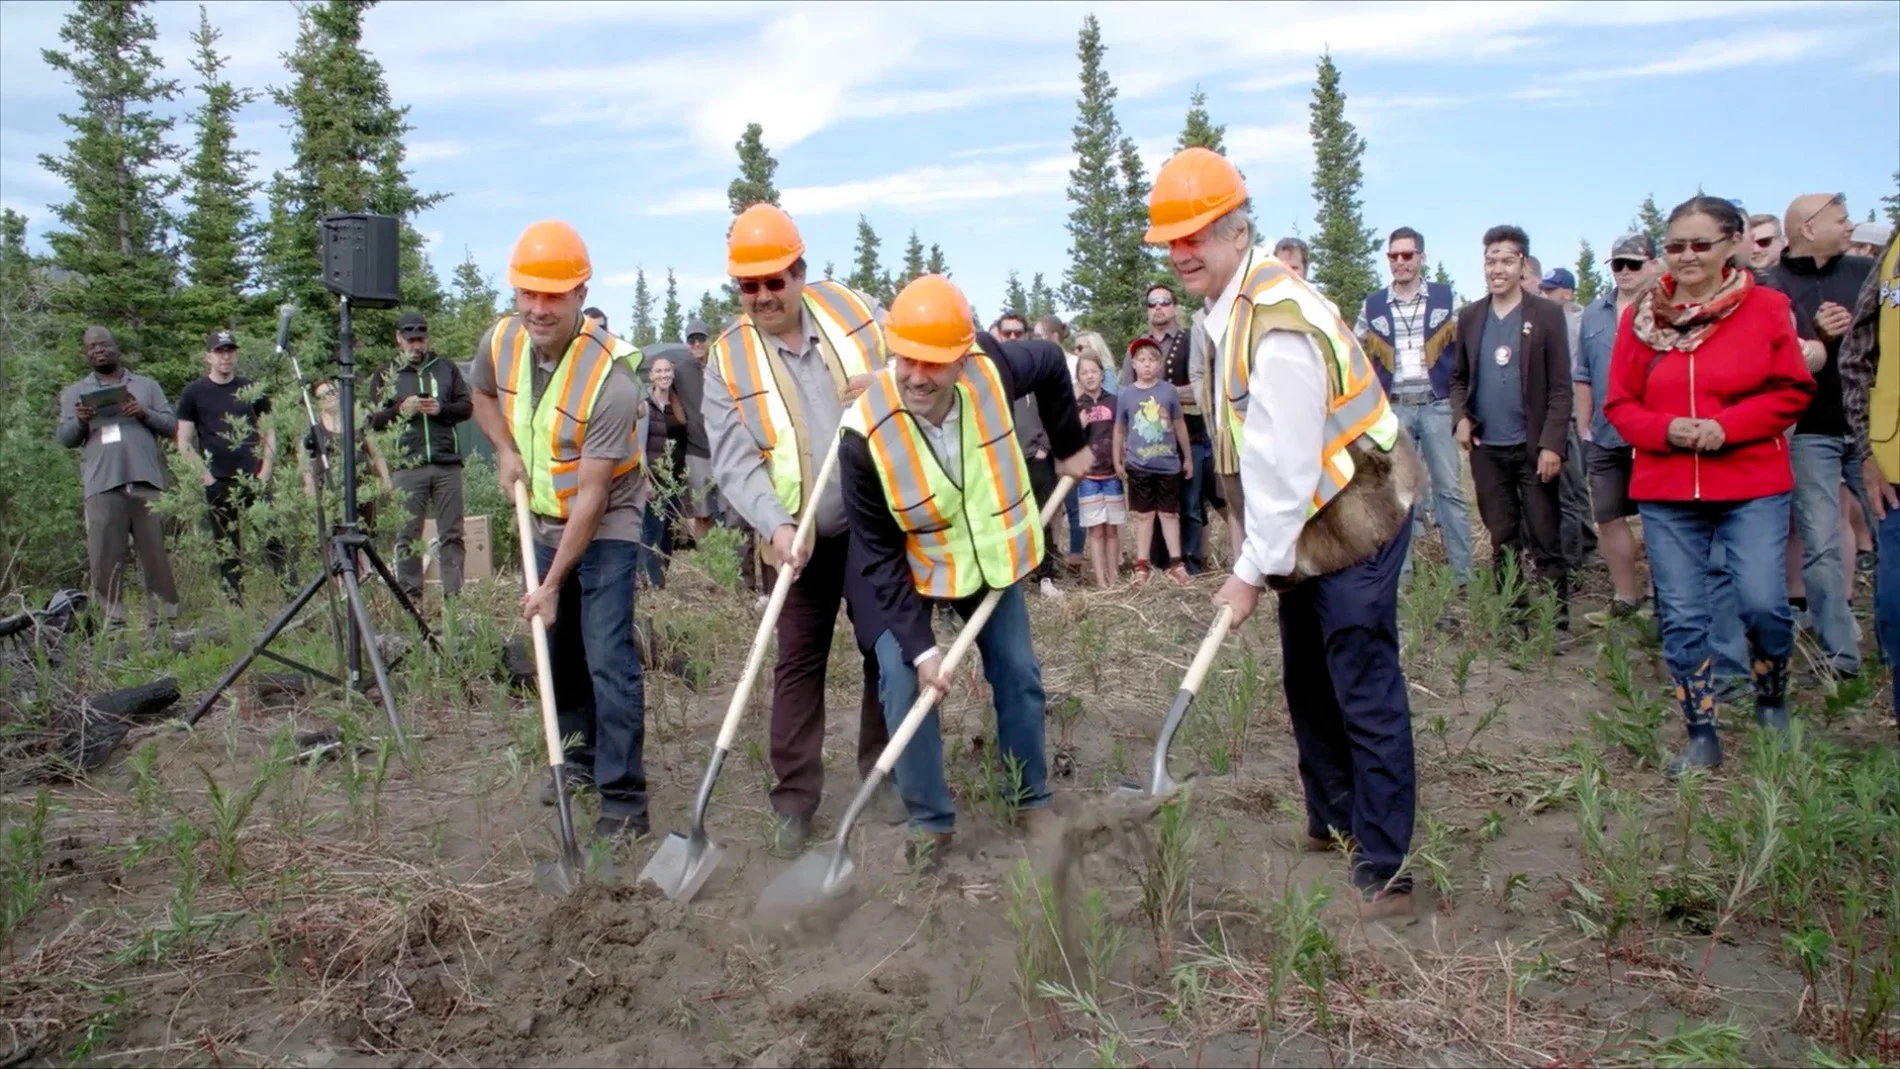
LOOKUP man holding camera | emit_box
[370,312,473,603]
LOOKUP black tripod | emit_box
[185,296,437,752]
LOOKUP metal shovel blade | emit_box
[639,830,726,902]
[753,846,860,933]
[533,856,581,895]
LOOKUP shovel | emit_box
[1117,604,1234,798]
[511,481,589,895]
[640,438,844,901]
[755,476,1075,930]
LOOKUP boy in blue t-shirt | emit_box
[1113,337,1193,585]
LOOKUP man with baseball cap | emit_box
[177,328,284,601]
[1849,220,1892,261]
[369,311,473,603]
[677,317,718,539]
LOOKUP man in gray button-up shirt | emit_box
[700,248,894,849]
[56,326,181,626]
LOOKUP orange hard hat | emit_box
[885,275,975,364]
[509,220,592,293]
[728,203,805,278]
[1144,147,1248,244]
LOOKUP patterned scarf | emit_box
[1631,265,1753,353]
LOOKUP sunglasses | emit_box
[1609,258,1646,273]
[736,277,789,295]
[1751,236,1777,249]
[1662,238,1724,256]
[1146,297,1175,308]
[1386,250,1418,262]
[997,328,1026,339]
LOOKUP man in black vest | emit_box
[371,312,473,602]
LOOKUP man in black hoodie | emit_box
[371,312,474,601]
[1767,193,1875,679]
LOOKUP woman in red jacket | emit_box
[1604,196,1815,775]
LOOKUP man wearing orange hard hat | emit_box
[701,202,897,852]
[837,274,1090,870]
[1147,148,1425,921]
[469,219,654,842]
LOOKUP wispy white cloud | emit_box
[645,154,1080,218]
[1559,28,1829,81]
[405,140,470,164]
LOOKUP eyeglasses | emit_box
[1609,259,1646,273]
[736,277,789,295]
[1661,238,1724,256]
[1146,297,1174,308]
[1386,250,1418,262]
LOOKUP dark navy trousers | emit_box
[1275,512,1416,893]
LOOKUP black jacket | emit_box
[1768,251,1875,437]
[842,335,1085,663]
[369,353,473,465]
[1449,291,1573,458]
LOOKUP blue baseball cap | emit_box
[1539,268,1577,292]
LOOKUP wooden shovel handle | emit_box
[511,481,565,771]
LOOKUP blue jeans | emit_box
[535,538,648,820]
[1148,437,1212,570]
[1639,494,1794,685]
[1705,542,1753,686]
[1065,486,1084,555]
[637,501,672,589]
[872,582,1049,834]
[1789,435,1861,673]
[1393,397,1471,582]
[1877,490,1900,723]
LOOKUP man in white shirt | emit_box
[1147,148,1423,922]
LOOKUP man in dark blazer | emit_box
[1449,224,1575,627]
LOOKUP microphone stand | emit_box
[183,298,437,762]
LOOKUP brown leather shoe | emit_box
[902,831,954,873]
[1330,886,1414,923]
[1303,832,1355,854]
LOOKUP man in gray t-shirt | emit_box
[56,326,181,627]
[468,223,652,840]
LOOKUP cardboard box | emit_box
[421,514,493,586]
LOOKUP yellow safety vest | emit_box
[1212,252,1402,515]
[711,279,886,518]
[1869,237,1900,482]
[488,315,643,520]
[840,355,1043,598]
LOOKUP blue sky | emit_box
[2,0,1897,333]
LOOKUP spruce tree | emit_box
[1177,86,1228,153]
[848,216,884,296]
[899,231,926,287]
[1432,261,1453,287]
[1573,240,1603,305]
[660,269,682,340]
[260,0,444,355]
[38,0,182,372]
[727,123,781,213]
[1002,270,1028,319]
[1883,171,1899,227]
[1633,194,1666,250]
[177,4,260,346]
[432,249,499,364]
[926,243,947,278]
[630,268,656,346]
[695,291,723,335]
[1027,273,1056,321]
[1306,52,1380,322]
[1061,15,1149,348]
[823,261,835,280]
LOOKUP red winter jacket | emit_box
[1603,282,1814,503]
